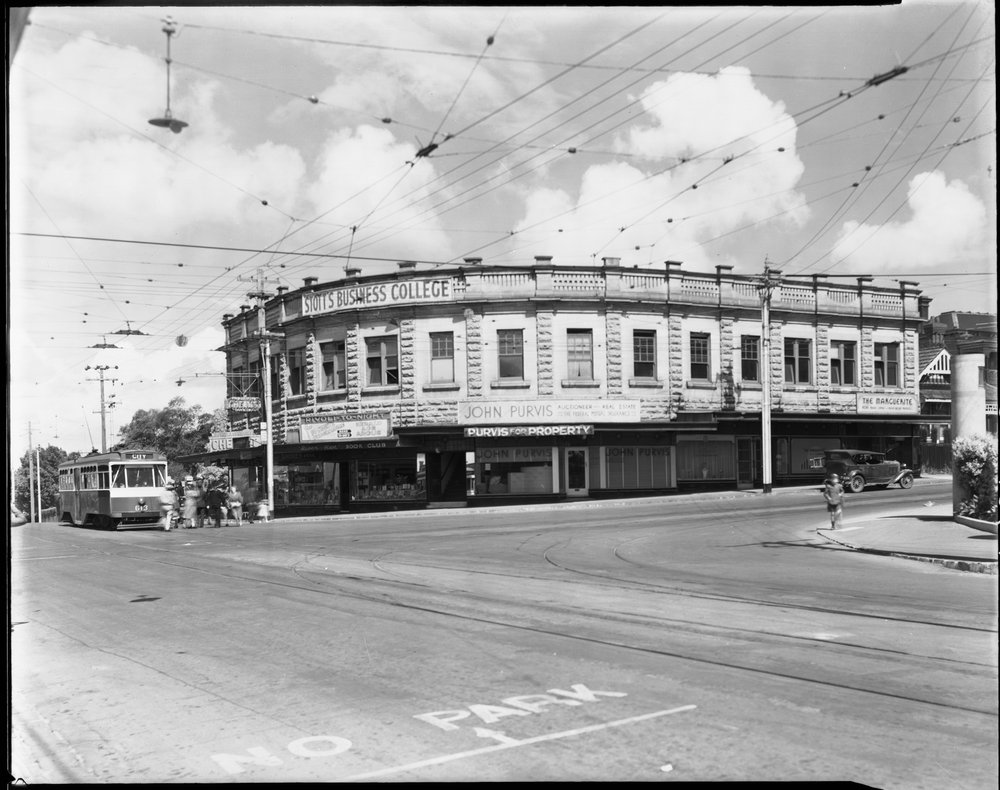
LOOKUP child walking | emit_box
[823,473,845,529]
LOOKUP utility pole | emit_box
[237,268,284,518]
[755,263,782,494]
[27,422,35,523]
[36,446,42,520]
[85,365,119,453]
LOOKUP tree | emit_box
[112,396,215,479]
[13,445,77,514]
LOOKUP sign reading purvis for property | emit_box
[302,278,453,316]
[299,411,392,442]
[459,399,641,425]
[856,393,919,414]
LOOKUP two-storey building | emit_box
[197,259,929,515]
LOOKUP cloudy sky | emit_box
[8,3,996,462]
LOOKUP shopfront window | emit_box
[676,438,735,481]
[272,462,340,506]
[471,447,553,495]
[604,446,671,489]
[351,458,425,501]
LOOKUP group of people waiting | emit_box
[160,474,268,530]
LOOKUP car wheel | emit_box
[899,473,914,489]
[849,475,866,493]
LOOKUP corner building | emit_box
[211,259,929,516]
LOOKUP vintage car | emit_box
[820,449,915,493]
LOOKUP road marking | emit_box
[342,705,696,781]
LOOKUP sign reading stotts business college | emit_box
[302,278,453,316]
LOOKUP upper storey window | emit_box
[784,338,812,384]
[498,329,524,379]
[830,340,856,386]
[566,329,594,380]
[321,340,346,391]
[633,330,656,379]
[740,335,759,382]
[690,332,711,381]
[874,342,900,387]
[288,349,307,396]
[366,336,399,386]
[430,332,455,383]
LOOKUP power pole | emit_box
[27,422,35,523]
[85,365,119,453]
[755,263,782,494]
[237,268,284,517]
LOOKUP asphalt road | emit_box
[10,479,998,786]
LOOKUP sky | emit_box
[8,3,997,465]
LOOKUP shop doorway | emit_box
[736,437,761,489]
[565,448,589,497]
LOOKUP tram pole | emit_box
[27,422,35,523]
[755,264,781,495]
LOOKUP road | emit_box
[10,478,998,786]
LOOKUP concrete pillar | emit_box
[951,352,986,511]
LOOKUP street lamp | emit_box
[148,16,188,134]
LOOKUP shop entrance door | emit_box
[736,438,760,489]
[565,448,588,497]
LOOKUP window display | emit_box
[471,447,554,495]
[273,462,340,506]
[351,459,425,501]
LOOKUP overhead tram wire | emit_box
[786,8,989,275]
[808,63,995,277]
[291,10,785,271]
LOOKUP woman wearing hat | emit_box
[182,476,200,528]
[823,473,845,529]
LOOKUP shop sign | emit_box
[856,393,919,414]
[208,429,262,452]
[302,278,453,316]
[465,424,594,438]
[226,396,262,412]
[459,399,640,425]
[299,411,392,442]
[475,446,553,463]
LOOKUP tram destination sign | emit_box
[459,399,640,425]
[302,278,453,316]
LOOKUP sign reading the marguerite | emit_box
[302,279,453,316]
[299,411,392,442]
[856,393,919,414]
[460,400,640,425]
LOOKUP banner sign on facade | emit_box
[207,429,262,452]
[465,424,594,438]
[302,278,453,317]
[226,396,262,412]
[459,399,641,425]
[299,411,392,442]
[856,393,919,414]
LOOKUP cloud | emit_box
[831,171,991,272]
[508,67,808,269]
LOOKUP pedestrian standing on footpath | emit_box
[823,472,845,529]
[227,486,244,526]
[160,480,177,530]
[182,476,200,528]
[205,485,226,527]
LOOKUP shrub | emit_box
[952,435,999,521]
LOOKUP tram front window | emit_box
[113,466,164,488]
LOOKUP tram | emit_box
[58,450,168,529]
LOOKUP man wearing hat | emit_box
[823,472,845,529]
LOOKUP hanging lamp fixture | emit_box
[148,16,188,134]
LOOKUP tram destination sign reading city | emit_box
[302,278,453,316]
